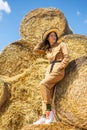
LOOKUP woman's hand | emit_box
[33,48,45,54]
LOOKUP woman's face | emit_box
[48,32,57,46]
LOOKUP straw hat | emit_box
[42,28,59,40]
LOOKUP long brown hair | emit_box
[41,32,58,50]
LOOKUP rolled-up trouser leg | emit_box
[40,84,53,114]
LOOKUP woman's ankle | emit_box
[46,104,51,111]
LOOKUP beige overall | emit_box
[34,42,69,114]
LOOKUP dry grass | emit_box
[0,39,39,77]
[0,34,87,77]
[58,34,87,61]
[0,7,87,130]
[20,8,72,45]
[0,34,87,130]
[0,58,49,130]
[54,56,87,129]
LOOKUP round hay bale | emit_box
[20,8,73,45]
[0,39,36,77]
[0,78,9,108]
[58,34,87,61]
[54,56,87,129]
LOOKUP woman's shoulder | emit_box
[57,42,67,48]
[57,41,66,45]
[55,42,65,47]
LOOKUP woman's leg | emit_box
[33,73,64,124]
[41,86,54,115]
[39,73,64,105]
[39,73,64,124]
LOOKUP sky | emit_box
[0,0,87,51]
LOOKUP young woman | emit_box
[33,28,69,124]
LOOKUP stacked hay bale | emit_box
[0,34,86,77]
[0,34,87,130]
[59,34,87,61]
[0,39,36,77]
[0,7,87,130]
[20,8,73,45]
[54,56,87,129]
[0,57,49,130]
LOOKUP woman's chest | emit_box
[46,45,62,61]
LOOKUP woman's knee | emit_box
[39,81,45,90]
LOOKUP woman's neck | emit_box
[50,42,57,48]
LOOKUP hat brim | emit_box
[42,28,59,40]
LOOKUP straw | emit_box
[0,34,87,130]
[54,56,87,129]
[20,8,73,45]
